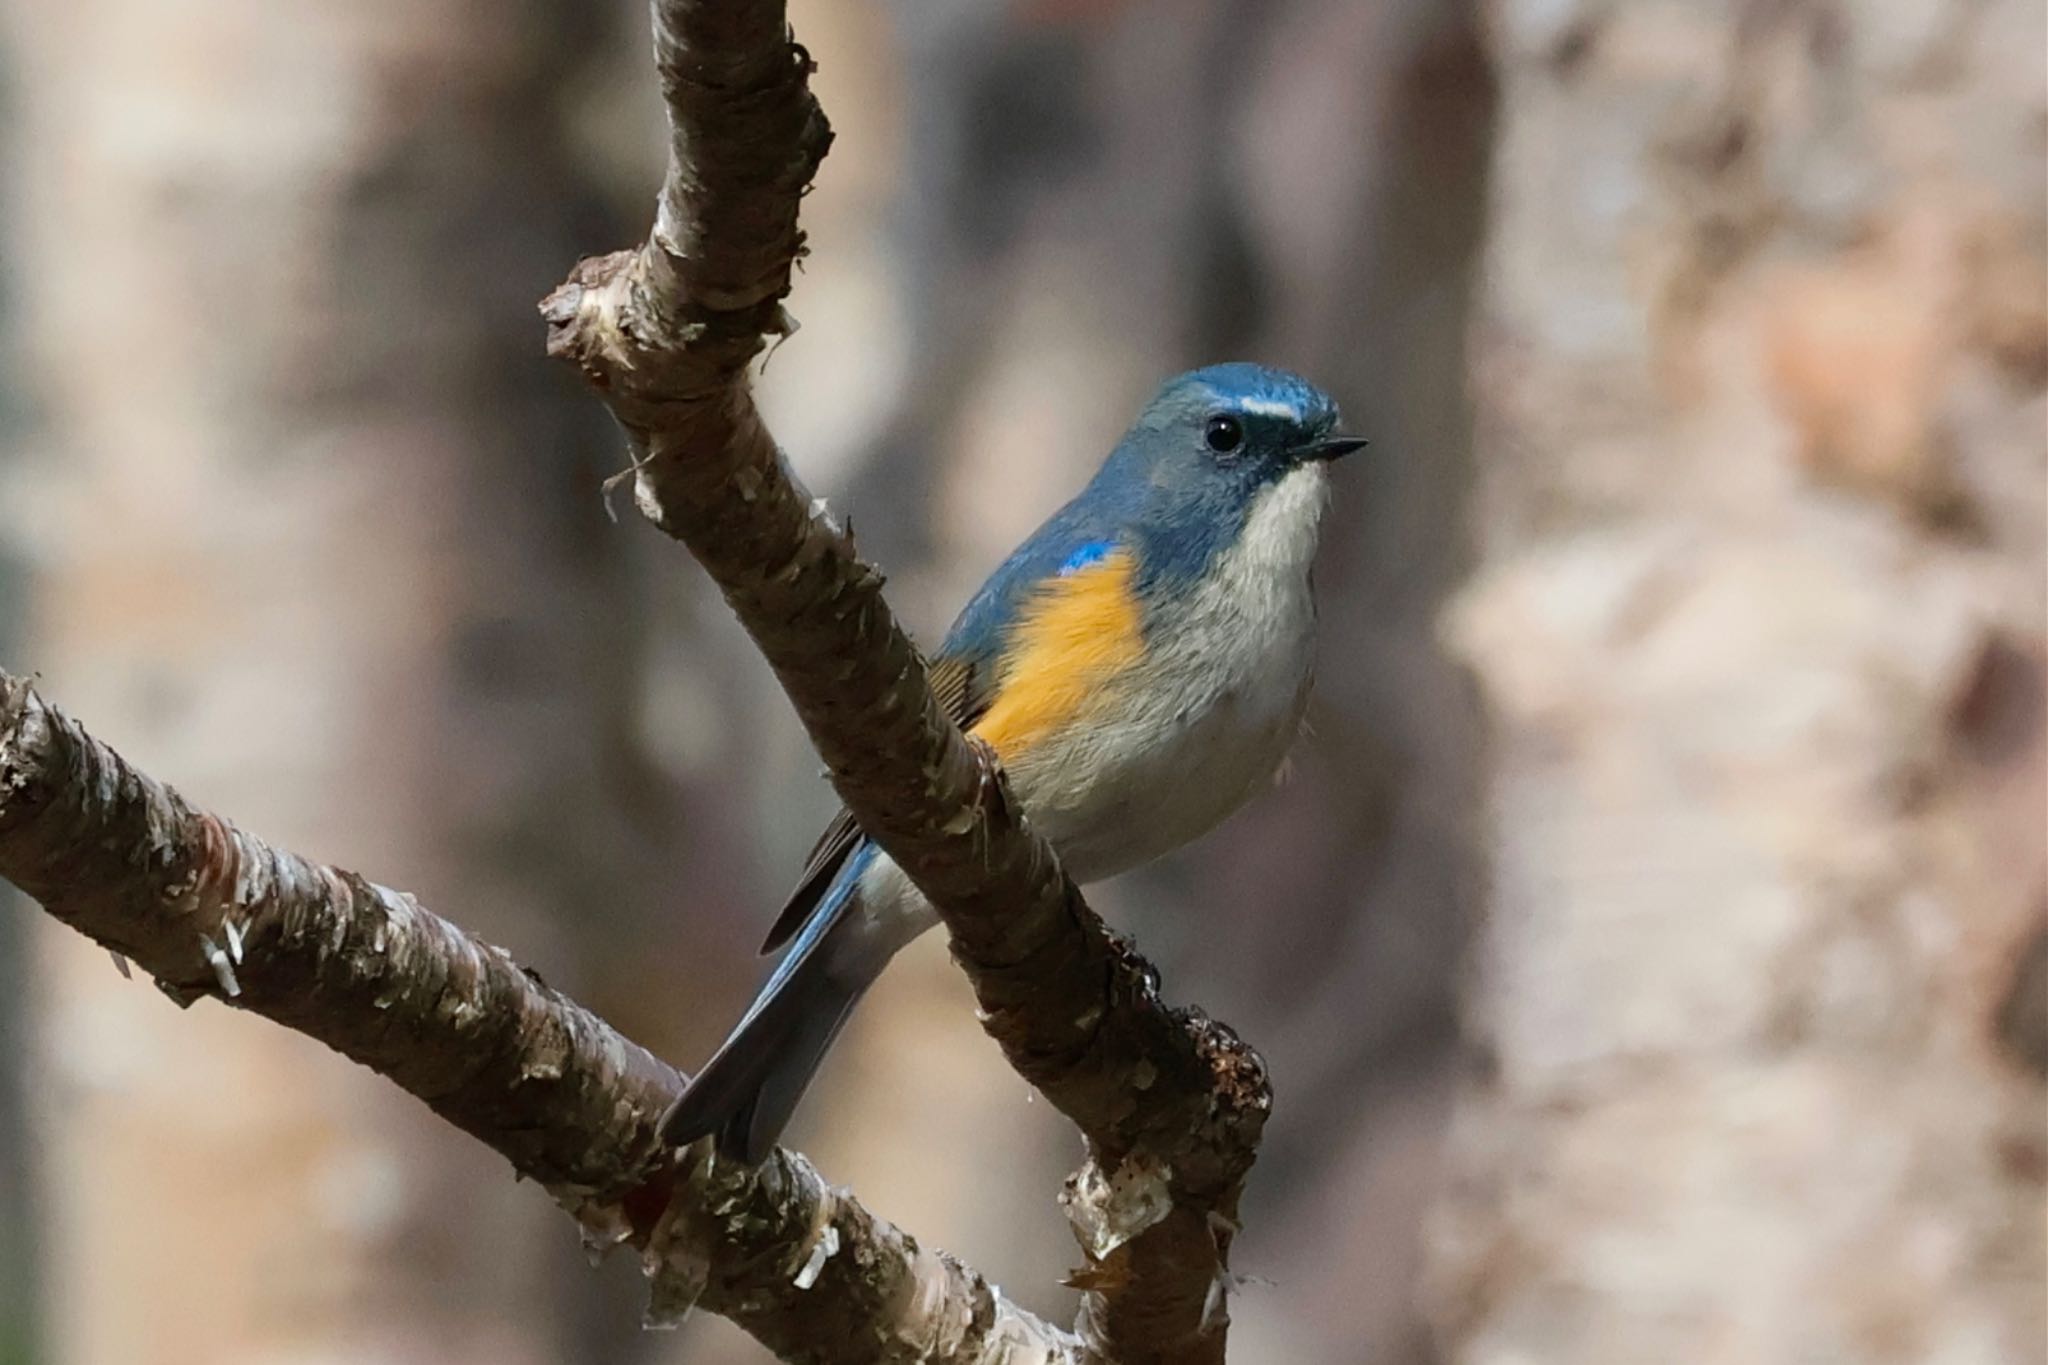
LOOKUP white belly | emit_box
[1008,577,1314,880]
[850,615,1312,965]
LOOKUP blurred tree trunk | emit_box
[1434,1,2047,1360]
[2,2,674,1363]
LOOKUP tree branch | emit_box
[541,2,1268,1360]
[0,673,1079,1364]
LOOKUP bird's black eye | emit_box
[1204,413,1244,454]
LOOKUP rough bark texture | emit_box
[0,673,1081,1365]
[544,1,1271,1359]
[1431,1,2047,1360]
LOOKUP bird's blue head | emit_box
[1086,363,1363,593]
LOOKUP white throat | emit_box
[1227,460,1330,586]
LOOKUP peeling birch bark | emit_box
[0,674,1081,1365]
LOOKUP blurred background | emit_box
[0,0,2042,1362]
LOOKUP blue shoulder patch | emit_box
[1057,540,1118,577]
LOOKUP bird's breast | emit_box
[994,556,1317,883]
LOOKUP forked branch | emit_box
[540,0,1268,1360]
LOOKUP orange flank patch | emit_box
[972,550,1145,761]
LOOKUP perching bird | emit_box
[664,363,1363,1162]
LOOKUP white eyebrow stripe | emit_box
[1232,396,1301,420]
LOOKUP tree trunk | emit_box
[1433,1,2047,1360]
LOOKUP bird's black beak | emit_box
[1307,434,1369,462]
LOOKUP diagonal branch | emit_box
[541,1,1269,1360]
[0,673,1079,1365]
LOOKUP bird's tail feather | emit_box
[661,911,866,1164]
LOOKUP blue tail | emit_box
[661,847,874,1163]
